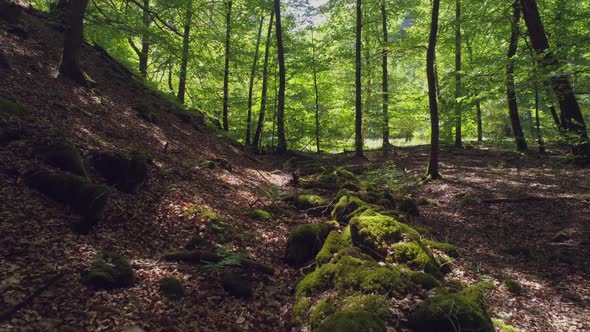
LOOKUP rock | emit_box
[315,229,352,266]
[41,141,88,177]
[316,310,386,332]
[396,195,419,216]
[159,277,184,298]
[285,222,331,266]
[162,249,222,265]
[81,251,134,289]
[184,236,216,251]
[222,272,252,299]
[90,151,148,193]
[551,228,576,242]
[0,1,22,24]
[332,195,368,226]
[291,194,326,210]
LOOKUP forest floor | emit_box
[1,5,589,332]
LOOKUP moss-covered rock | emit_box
[394,242,433,270]
[247,209,271,221]
[396,195,419,216]
[134,104,159,123]
[0,96,27,116]
[222,272,252,299]
[310,299,337,330]
[341,295,393,322]
[316,310,386,332]
[91,151,148,193]
[41,142,87,177]
[349,211,406,256]
[410,287,494,332]
[408,271,440,290]
[302,167,361,190]
[159,277,184,298]
[332,195,369,226]
[316,228,352,266]
[162,249,222,264]
[205,215,236,244]
[503,279,522,295]
[81,251,134,289]
[424,239,460,258]
[203,160,217,169]
[293,194,327,210]
[285,222,331,266]
[184,236,216,251]
[25,171,109,222]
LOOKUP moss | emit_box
[340,181,362,192]
[162,249,222,264]
[0,96,27,116]
[134,104,159,123]
[316,228,352,266]
[293,297,312,322]
[159,277,184,298]
[447,279,467,292]
[493,319,519,332]
[247,209,271,221]
[310,299,337,330]
[42,142,87,177]
[396,195,419,215]
[91,151,148,193]
[503,279,522,295]
[424,240,459,258]
[394,242,433,270]
[341,295,393,322]
[293,194,327,210]
[203,160,217,169]
[408,271,439,290]
[349,211,405,256]
[285,222,331,266]
[25,171,109,222]
[305,167,361,190]
[316,310,385,332]
[184,236,216,251]
[332,195,373,225]
[222,272,252,299]
[410,287,494,332]
[81,251,134,289]
[205,216,236,243]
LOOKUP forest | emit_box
[0,0,588,331]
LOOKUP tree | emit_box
[128,0,150,79]
[177,3,193,104]
[380,0,390,149]
[426,0,441,179]
[253,10,275,150]
[506,0,527,152]
[311,29,321,153]
[454,0,462,147]
[246,15,264,145]
[222,0,233,131]
[275,0,287,154]
[58,0,90,85]
[354,0,363,157]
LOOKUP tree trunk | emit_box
[506,1,527,152]
[426,0,441,179]
[222,0,232,131]
[312,29,321,153]
[58,0,90,85]
[454,0,462,147]
[534,80,545,153]
[380,0,390,148]
[138,0,150,78]
[275,0,287,153]
[253,10,274,149]
[167,56,174,94]
[177,4,193,104]
[246,15,264,145]
[354,0,363,157]
[476,102,483,141]
[520,0,589,157]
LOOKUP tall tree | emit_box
[128,0,150,79]
[58,0,90,85]
[454,0,462,147]
[246,15,265,145]
[354,0,363,157]
[380,0,390,148]
[311,29,321,153]
[464,34,483,142]
[275,0,287,153]
[222,0,233,131]
[520,0,589,158]
[506,1,528,152]
[177,3,193,104]
[426,0,441,179]
[253,10,275,150]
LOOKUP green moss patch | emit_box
[285,222,331,266]
[396,195,419,215]
[302,167,362,190]
[0,96,27,116]
[316,228,353,266]
[349,211,407,256]
[316,310,386,332]
[310,299,337,330]
[159,277,184,298]
[410,287,494,332]
[332,195,369,226]
[424,239,459,258]
[293,194,327,210]
[247,208,271,221]
[81,251,134,289]
[503,279,522,295]
[41,141,87,177]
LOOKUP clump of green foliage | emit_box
[81,251,134,289]
[492,318,520,332]
[394,241,434,270]
[159,277,184,298]
[247,208,271,221]
[315,228,352,266]
[285,222,332,266]
[41,141,88,177]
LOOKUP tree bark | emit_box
[380,0,390,148]
[177,4,193,104]
[354,0,363,157]
[253,10,274,149]
[138,0,150,78]
[476,102,483,141]
[58,0,90,85]
[506,1,527,152]
[520,0,589,157]
[426,0,441,179]
[454,0,462,147]
[222,0,232,131]
[246,15,264,145]
[275,0,287,153]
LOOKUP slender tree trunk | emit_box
[138,0,150,78]
[58,0,90,85]
[246,16,264,145]
[222,0,232,131]
[354,0,363,157]
[167,56,174,93]
[476,102,483,141]
[271,60,278,150]
[534,80,545,153]
[520,0,589,157]
[380,0,390,148]
[275,0,287,153]
[506,1,527,152]
[454,0,462,147]
[253,10,274,149]
[426,0,441,179]
[177,4,193,104]
[312,29,321,153]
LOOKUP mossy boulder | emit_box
[316,310,386,332]
[394,242,434,270]
[184,236,216,251]
[159,277,184,298]
[91,151,148,193]
[134,104,159,123]
[408,271,440,290]
[162,249,222,264]
[410,287,494,332]
[293,194,327,210]
[349,210,406,256]
[285,222,332,266]
[203,160,217,169]
[0,96,27,116]
[81,251,134,289]
[396,195,419,216]
[24,171,109,222]
[503,279,522,295]
[424,239,460,258]
[247,209,271,221]
[302,167,361,190]
[41,142,87,177]
[310,299,337,330]
[222,272,252,299]
[332,195,369,226]
[315,229,352,266]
